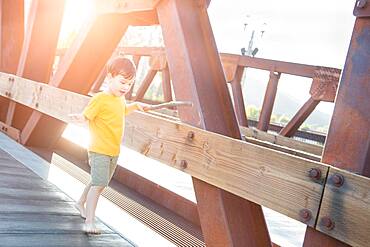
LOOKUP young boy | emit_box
[69,56,148,234]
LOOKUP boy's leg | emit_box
[83,152,110,234]
[74,182,91,218]
[84,185,105,234]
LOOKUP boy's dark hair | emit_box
[107,56,136,79]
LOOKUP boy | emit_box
[69,56,148,234]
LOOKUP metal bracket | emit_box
[354,0,370,17]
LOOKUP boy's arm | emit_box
[125,102,150,115]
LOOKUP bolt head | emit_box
[331,174,344,187]
[308,168,321,180]
[180,160,188,169]
[299,209,312,222]
[320,216,335,230]
[187,131,195,141]
[357,0,367,8]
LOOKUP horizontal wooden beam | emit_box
[0,71,326,226]
[240,126,323,156]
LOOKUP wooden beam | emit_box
[240,126,323,156]
[243,135,321,162]
[316,167,370,246]
[0,70,327,228]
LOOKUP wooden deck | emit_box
[0,148,134,247]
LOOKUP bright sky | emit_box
[208,0,355,68]
[208,0,356,116]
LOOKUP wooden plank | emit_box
[316,167,370,247]
[0,73,88,123]
[243,136,321,162]
[240,126,323,156]
[0,72,327,226]
[123,112,327,226]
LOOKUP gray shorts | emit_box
[88,151,118,186]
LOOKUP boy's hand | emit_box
[137,103,151,112]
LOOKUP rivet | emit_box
[187,131,195,141]
[180,160,188,169]
[299,209,312,222]
[357,0,367,8]
[308,168,321,181]
[320,216,335,230]
[331,173,344,187]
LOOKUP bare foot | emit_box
[74,202,86,219]
[83,223,101,235]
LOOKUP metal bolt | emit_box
[320,216,335,230]
[187,131,195,141]
[299,209,312,222]
[331,173,344,187]
[308,168,321,181]
[35,103,39,108]
[180,160,188,169]
[357,0,367,8]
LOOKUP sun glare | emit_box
[58,0,95,48]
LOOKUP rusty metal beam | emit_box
[89,67,107,94]
[21,10,157,148]
[157,0,271,246]
[279,97,320,137]
[230,66,248,127]
[5,0,65,132]
[126,55,142,99]
[303,13,370,247]
[134,69,157,101]
[0,0,24,122]
[257,71,280,131]
[162,66,172,102]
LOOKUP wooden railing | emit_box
[1,72,369,247]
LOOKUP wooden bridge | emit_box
[0,0,369,246]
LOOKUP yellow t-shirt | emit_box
[83,92,138,156]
